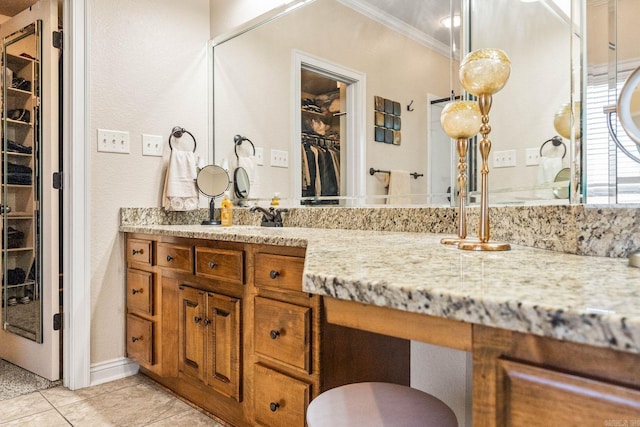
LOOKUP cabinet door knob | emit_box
[166,255,174,262]
[0,205,11,214]
[194,316,202,324]
[131,336,141,342]
[269,402,280,412]
[208,261,217,269]
[132,248,144,255]
[203,318,211,326]
[270,330,280,339]
[131,288,143,295]
[269,270,280,279]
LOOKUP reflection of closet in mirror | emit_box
[300,69,345,205]
[1,23,40,341]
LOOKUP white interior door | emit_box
[0,0,60,381]
[428,97,453,205]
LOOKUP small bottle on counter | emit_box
[221,191,233,227]
[271,192,281,206]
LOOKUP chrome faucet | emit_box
[249,206,288,227]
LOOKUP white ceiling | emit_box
[0,0,38,18]
[361,0,460,45]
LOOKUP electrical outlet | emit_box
[493,149,516,168]
[142,134,164,157]
[255,147,264,166]
[97,129,130,154]
[270,149,289,168]
[525,147,540,166]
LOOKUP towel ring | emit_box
[168,126,197,152]
[540,136,566,159]
[234,134,256,159]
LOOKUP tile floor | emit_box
[0,374,226,426]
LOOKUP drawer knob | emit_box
[132,248,144,255]
[194,316,202,324]
[166,255,174,262]
[270,330,280,339]
[131,336,142,342]
[208,261,217,269]
[131,288,143,295]
[269,270,280,279]
[269,402,280,412]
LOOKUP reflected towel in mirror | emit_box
[387,170,411,205]
[238,156,258,198]
[162,150,199,211]
[535,156,563,199]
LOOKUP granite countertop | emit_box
[121,224,640,355]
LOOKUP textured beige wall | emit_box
[89,0,210,364]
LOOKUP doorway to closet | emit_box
[300,69,345,205]
[292,51,366,206]
[0,0,62,383]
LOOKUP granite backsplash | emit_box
[120,205,640,258]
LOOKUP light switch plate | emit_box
[271,149,289,168]
[255,147,264,166]
[525,147,540,166]
[97,129,130,154]
[142,134,164,157]
[493,149,516,168]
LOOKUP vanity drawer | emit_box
[255,253,304,292]
[126,269,154,315]
[254,296,310,372]
[127,238,152,265]
[254,364,310,427]
[126,314,155,366]
[500,358,640,424]
[157,243,193,273]
[195,247,243,284]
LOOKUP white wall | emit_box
[210,0,291,38]
[89,0,210,365]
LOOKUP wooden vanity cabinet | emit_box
[249,245,409,427]
[473,325,640,426]
[125,236,161,373]
[125,234,408,427]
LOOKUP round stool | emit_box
[306,382,457,427]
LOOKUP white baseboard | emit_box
[90,357,139,387]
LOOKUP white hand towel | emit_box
[387,170,411,205]
[535,156,563,200]
[238,155,258,198]
[162,150,198,211]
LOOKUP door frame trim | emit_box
[62,0,91,390]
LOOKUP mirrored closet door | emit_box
[0,0,60,381]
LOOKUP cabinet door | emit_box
[206,293,242,402]
[178,285,205,381]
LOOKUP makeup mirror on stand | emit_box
[605,65,640,164]
[196,165,230,225]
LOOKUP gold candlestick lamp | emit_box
[439,101,482,246]
[456,48,512,251]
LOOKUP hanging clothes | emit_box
[301,133,340,200]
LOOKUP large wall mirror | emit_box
[211,0,638,206]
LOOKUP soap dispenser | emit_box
[221,191,233,227]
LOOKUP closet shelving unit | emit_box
[1,26,39,333]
